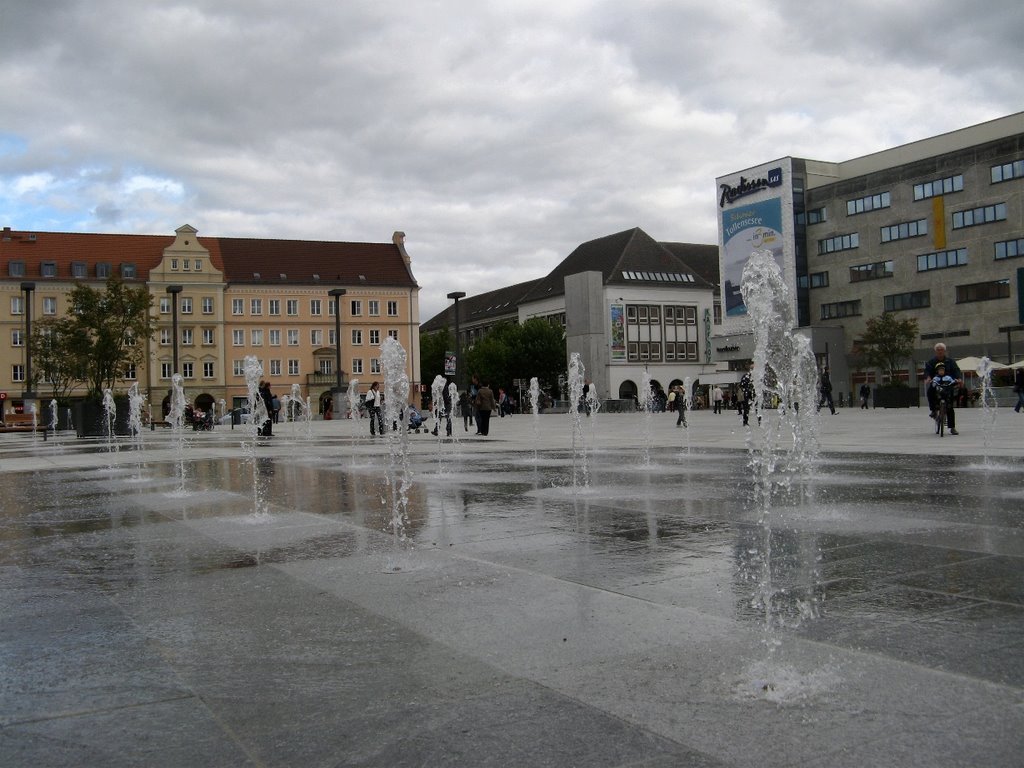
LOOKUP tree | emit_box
[419,327,453,383]
[63,277,155,397]
[30,316,88,403]
[857,312,919,385]
[464,319,565,393]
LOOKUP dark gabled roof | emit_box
[659,242,721,288]
[420,278,542,333]
[519,227,714,304]
[0,227,417,287]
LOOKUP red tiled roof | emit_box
[0,227,417,287]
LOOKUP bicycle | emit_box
[932,380,956,437]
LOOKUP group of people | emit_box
[359,374,501,438]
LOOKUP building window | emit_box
[181,297,193,314]
[160,296,171,314]
[914,174,963,200]
[96,262,111,278]
[369,329,380,345]
[311,329,322,346]
[995,238,1024,260]
[847,191,890,216]
[203,361,214,379]
[952,202,1007,229]
[232,299,244,315]
[918,248,967,272]
[233,360,245,377]
[269,359,282,376]
[121,263,137,279]
[883,291,930,312]
[193,259,201,271]
[352,358,363,374]
[818,233,859,254]
[10,296,23,315]
[388,329,399,340]
[849,261,893,282]
[820,300,862,320]
[250,298,262,315]
[233,329,244,346]
[41,261,58,277]
[370,358,381,374]
[956,279,1010,304]
[809,271,830,288]
[182,259,190,271]
[269,329,281,346]
[310,299,322,316]
[807,207,827,225]
[288,359,300,376]
[352,329,362,345]
[251,329,263,346]
[12,364,25,382]
[287,330,299,346]
[181,328,193,346]
[286,299,298,316]
[387,301,399,316]
[160,329,172,346]
[12,329,24,346]
[881,219,927,242]
[72,262,87,278]
[351,300,362,316]
[368,300,380,316]
[269,299,280,316]
[991,160,1024,183]
[171,258,179,270]
[123,363,136,380]
[9,260,26,277]
[202,328,215,345]
[182,362,194,379]
[43,297,57,315]
[162,362,173,379]
[202,297,214,314]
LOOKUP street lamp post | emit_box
[20,282,36,403]
[166,285,183,375]
[328,289,347,403]
[447,291,466,390]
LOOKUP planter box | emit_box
[73,398,132,437]
[873,387,920,409]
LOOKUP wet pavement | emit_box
[1,408,1022,767]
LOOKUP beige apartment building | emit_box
[0,224,420,418]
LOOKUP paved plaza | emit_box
[1,405,1022,767]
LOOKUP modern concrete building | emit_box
[715,112,1024,401]
[1,224,420,419]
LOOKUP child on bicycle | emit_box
[929,361,958,435]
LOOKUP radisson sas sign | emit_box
[719,167,783,207]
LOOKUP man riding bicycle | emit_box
[924,342,963,435]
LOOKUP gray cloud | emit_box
[1,0,1021,320]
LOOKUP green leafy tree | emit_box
[465,319,565,393]
[419,327,453,383]
[64,277,156,397]
[30,316,88,403]
[857,312,919,385]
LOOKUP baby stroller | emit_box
[407,405,424,432]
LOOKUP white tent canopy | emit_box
[954,355,1008,373]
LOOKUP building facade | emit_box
[715,112,1024,401]
[1,224,420,418]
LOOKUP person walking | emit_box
[675,386,687,428]
[738,366,754,426]
[1013,366,1024,413]
[859,383,870,410]
[258,381,274,437]
[365,382,384,436]
[818,367,836,415]
[474,381,496,436]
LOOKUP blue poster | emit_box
[721,198,783,317]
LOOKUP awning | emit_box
[695,372,742,385]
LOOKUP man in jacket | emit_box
[474,382,496,436]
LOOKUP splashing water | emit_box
[48,399,58,435]
[102,388,118,453]
[244,356,270,516]
[568,353,588,488]
[638,370,655,467]
[431,375,447,442]
[530,376,541,464]
[977,356,998,463]
[381,337,412,569]
[740,250,822,656]
[347,379,361,421]
[169,374,189,494]
[447,382,459,443]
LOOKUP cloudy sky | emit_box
[2,1,1021,320]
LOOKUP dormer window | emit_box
[41,262,57,277]
[97,263,111,278]
[8,260,25,277]
[121,263,137,279]
[72,262,87,279]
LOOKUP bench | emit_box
[0,413,48,434]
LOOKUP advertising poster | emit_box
[721,197,783,318]
[444,352,456,376]
[609,304,625,361]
